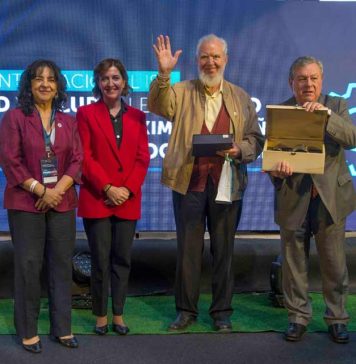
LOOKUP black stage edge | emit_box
[1,234,356,298]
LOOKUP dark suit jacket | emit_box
[272,95,356,229]
[0,108,82,212]
[76,100,149,220]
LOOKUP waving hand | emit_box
[153,35,182,75]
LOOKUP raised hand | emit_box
[153,35,182,75]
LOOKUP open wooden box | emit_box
[262,105,328,174]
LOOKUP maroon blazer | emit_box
[76,100,149,220]
[0,108,83,213]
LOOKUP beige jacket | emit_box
[148,75,264,195]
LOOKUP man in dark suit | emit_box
[270,56,356,344]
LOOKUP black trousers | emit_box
[83,216,136,316]
[8,209,75,339]
[172,177,242,319]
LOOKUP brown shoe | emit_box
[328,324,349,344]
[284,323,306,342]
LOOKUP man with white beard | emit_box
[148,34,264,332]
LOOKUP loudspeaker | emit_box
[269,254,284,308]
[72,251,92,309]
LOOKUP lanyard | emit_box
[39,108,56,157]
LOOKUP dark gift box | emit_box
[192,134,233,157]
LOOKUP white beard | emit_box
[198,67,225,88]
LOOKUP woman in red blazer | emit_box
[0,60,82,352]
[77,58,149,335]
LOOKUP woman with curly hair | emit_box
[0,59,82,353]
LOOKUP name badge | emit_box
[40,156,58,184]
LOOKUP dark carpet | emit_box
[1,332,356,364]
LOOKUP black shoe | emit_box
[94,324,108,335]
[55,336,79,348]
[22,340,42,353]
[328,324,349,344]
[112,323,130,335]
[284,323,306,342]
[213,318,232,333]
[168,313,196,331]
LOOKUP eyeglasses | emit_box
[268,144,321,153]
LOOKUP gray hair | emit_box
[196,34,228,57]
[289,56,323,80]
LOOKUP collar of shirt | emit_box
[110,99,127,121]
[204,80,224,98]
[204,82,223,132]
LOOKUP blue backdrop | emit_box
[0,0,356,231]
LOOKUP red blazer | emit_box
[0,108,83,212]
[76,100,149,220]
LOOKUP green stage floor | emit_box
[0,293,355,335]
